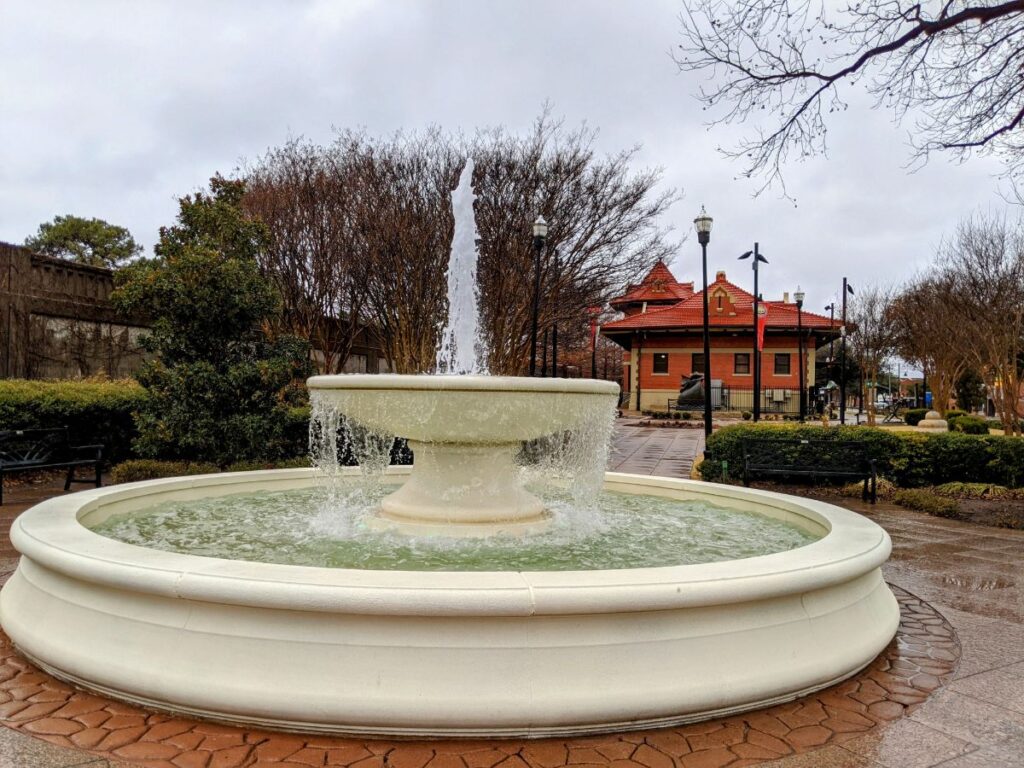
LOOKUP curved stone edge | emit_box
[307,373,621,396]
[0,585,959,766]
[5,469,891,616]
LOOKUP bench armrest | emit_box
[70,444,104,460]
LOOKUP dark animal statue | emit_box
[677,372,705,407]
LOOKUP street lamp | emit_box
[550,248,560,378]
[794,287,805,422]
[529,215,548,376]
[694,206,713,438]
[839,278,854,424]
[739,244,769,421]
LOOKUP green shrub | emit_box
[671,411,681,419]
[933,482,1009,499]
[225,457,311,472]
[944,409,967,420]
[894,488,964,520]
[0,378,148,464]
[111,459,219,484]
[904,408,929,426]
[680,411,691,420]
[948,414,989,435]
[741,411,752,421]
[699,423,1024,488]
[840,477,896,500]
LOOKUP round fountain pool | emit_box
[0,467,899,738]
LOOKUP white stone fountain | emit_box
[0,160,900,738]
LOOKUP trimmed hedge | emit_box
[948,414,989,434]
[110,459,220,484]
[700,423,1024,488]
[893,489,964,520]
[0,378,148,464]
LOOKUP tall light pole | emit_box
[694,207,714,438]
[739,244,769,421]
[839,278,854,424]
[529,215,547,376]
[550,248,559,377]
[795,287,805,422]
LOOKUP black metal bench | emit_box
[0,428,103,505]
[741,437,877,503]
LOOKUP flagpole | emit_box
[752,242,761,422]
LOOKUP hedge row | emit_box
[700,423,1024,488]
[0,378,148,464]
[111,457,312,484]
[0,379,312,467]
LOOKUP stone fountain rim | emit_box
[307,373,620,396]
[9,468,891,618]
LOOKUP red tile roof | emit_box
[610,261,694,307]
[604,271,838,332]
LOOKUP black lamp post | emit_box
[550,248,559,378]
[824,301,836,367]
[529,215,547,376]
[739,244,769,421]
[839,278,854,424]
[795,287,805,422]
[694,207,714,438]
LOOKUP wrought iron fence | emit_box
[671,384,809,415]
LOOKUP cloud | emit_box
[0,0,1009,320]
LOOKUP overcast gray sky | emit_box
[0,0,1011,316]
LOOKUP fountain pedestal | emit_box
[308,374,618,537]
[375,441,549,536]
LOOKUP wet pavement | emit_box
[0,445,1021,767]
[608,422,704,477]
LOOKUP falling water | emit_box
[436,158,486,374]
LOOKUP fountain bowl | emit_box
[309,375,619,534]
[0,468,899,738]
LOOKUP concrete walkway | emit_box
[608,422,704,477]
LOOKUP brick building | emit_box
[601,261,840,412]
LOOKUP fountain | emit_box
[0,161,899,738]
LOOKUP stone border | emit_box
[0,585,957,767]
[1,470,899,736]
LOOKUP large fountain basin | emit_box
[0,469,899,738]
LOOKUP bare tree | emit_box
[470,114,678,374]
[940,212,1024,433]
[353,130,462,374]
[243,137,369,374]
[889,275,972,416]
[847,284,899,425]
[675,1,1024,194]
[249,115,678,375]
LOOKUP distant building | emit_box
[0,242,148,379]
[601,260,841,412]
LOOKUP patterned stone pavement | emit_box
[608,423,703,477]
[0,444,1022,767]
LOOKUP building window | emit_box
[652,353,669,374]
[691,353,705,374]
[734,353,750,375]
[774,353,791,375]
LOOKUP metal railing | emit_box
[670,384,808,415]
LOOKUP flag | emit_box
[756,305,768,351]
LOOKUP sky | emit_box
[0,0,1013,320]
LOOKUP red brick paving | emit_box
[0,585,958,767]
